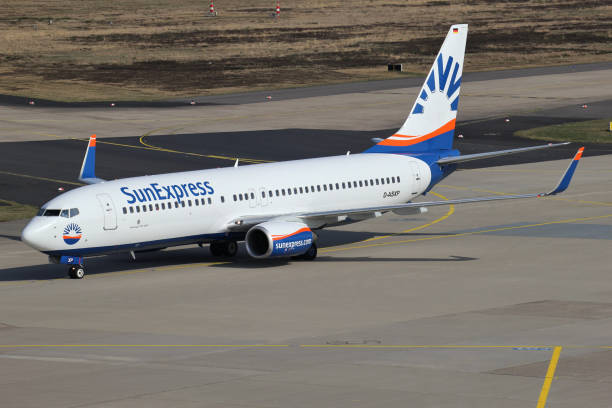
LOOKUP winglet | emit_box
[546,147,584,196]
[78,134,105,184]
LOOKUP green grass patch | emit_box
[515,119,612,144]
[0,199,38,222]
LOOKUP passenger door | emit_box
[248,188,257,208]
[96,193,117,230]
[409,163,423,195]
[259,187,268,207]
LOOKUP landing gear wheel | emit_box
[301,243,318,260]
[223,241,238,257]
[68,265,85,279]
[209,242,225,257]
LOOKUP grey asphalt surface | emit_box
[1,98,610,207]
[0,64,611,408]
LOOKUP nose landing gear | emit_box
[209,240,238,257]
[68,265,85,279]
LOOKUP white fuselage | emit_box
[21,153,431,256]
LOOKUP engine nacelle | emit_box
[245,221,314,259]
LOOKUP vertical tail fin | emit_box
[365,24,468,154]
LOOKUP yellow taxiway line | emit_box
[536,346,562,408]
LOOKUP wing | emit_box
[225,147,584,231]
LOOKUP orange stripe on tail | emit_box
[378,119,456,147]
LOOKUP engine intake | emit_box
[246,221,314,259]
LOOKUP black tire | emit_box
[223,241,238,257]
[68,265,85,279]
[209,242,224,257]
[301,242,317,260]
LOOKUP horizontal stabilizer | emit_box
[436,142,569,165]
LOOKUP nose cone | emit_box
[21,218,54,251]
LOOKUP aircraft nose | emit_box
[21,218,52,251]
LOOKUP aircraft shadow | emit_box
[0,230,471,281]
[0,234,21,242]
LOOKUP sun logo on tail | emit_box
[63,223,82,245]
[412,53,462,115]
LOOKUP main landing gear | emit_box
[209,240,238,257]
[68,265,85,279]
[292,242,318,261]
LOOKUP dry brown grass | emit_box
[0,0,610,101]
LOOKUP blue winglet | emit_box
[78,134,105,184]
[547,147,583,196]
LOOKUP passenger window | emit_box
[353,181,357,188]
[149,204,153,211]
[136,206,141,213]
[299,187,303,194]
[323,185,327,191]
[251,192,255,199]
[335,183,339,189]
[129,207,134,214]
[347,182,351,188]
[370,179,374,185]
[181,201,186,208]
[175,202,179,208]
[282,189,286,196]
[70,208,79,217]
[275,190,280,197]
[244,192,248,199]
[188,200,192,207]
[155,203,159,210]
[142,206,147,212]
[386,177,390,184]
[364,180,368,186]
[288,189,292,196]
[60,209,69,218]
[207,197,212,204]
[122,207,127,214]
[342,182,346,189]
[317,185,321,192]
[381,178,385,185]
[293,188,297,194]
[261,191,265,198]
[328,184,333,190]
[161,203,165,210]
[268,190,273,197]
[397,176,401,182]
[392,176,396,183]
[311,185,315,192]
[239,194,243,201]
[359,181,363,187]
[376,179,380,185]
[305,186,309,193]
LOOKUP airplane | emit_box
[21,24,584,279]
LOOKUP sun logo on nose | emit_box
[63,223,82,245]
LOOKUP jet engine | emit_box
[245,221,315,259]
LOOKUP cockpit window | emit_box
[42,209,61,217]
[60,209,69,218]
[36,208,46,216]
[70,208,79,217]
